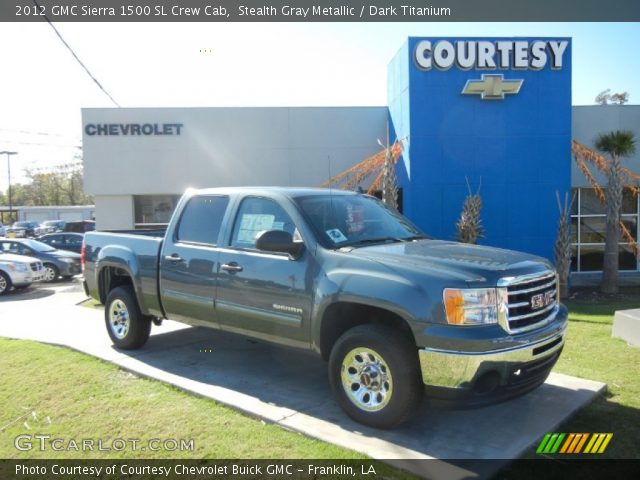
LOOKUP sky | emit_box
[0,21,638,189]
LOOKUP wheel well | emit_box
[98,266,133,304]
[319,302,416,360]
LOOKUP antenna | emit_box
[328,155,335,228]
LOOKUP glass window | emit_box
[580,189,606,216]
[622,189,638,214]
[296,194,423,248]
[231,197,296,249]
[66,235,83,247]
[622,215,638,241]
[176,196,229,245]
[579,217,606,243]
[134,195,181,225]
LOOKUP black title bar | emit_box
[2,0,640,22]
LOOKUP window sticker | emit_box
[326,228,348,243]
[237,214,275,243]
[346,204,365,233]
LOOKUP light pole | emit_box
[0,151,18,224]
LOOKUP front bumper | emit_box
[10,269,45,285]
[58,261,82,276]
[418,311,566,405]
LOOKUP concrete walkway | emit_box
[0,282,605,479]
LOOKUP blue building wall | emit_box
[388,37,572,261]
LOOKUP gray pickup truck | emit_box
[83,187,567,428]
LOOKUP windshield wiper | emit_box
[343,237,406,248]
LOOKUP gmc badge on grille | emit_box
[531,291,554,310]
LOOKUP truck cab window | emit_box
[176,196,229,245]
[231,197,296,249]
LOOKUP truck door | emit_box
[159,195,229,326]
[215,196,313,348]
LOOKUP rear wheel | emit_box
[0,271,12,295]
[105,286,151,349]
[329,324,423,429]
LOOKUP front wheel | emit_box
[105,286,151,349]
[43,263,59,283]
[329,324,423,429]
[0,271,12,295]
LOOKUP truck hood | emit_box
[348,239,553,285]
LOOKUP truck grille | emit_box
[30,262,42,272]
[504,271,558,333]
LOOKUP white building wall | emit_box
[94,195,134,230]
[82,107,387,196]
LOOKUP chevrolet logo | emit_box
[461,74,524,100]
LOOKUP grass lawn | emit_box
[0,337,378,463]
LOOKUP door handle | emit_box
[164,254,184,263]
[221,262,243,272]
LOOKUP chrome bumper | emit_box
[418,327,566,389]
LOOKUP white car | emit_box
[0,252,45,295]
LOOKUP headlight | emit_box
[443,288,501,325]
[59,258,75,263]
[7,262,29,272]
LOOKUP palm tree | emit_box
[594,130,636,294]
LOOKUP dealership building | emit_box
[82,37,640,277]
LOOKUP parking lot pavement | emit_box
[0,282,606,479]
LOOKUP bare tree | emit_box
[376,126,399,211]
[595,89,630,105]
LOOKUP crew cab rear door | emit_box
[215,195,313,348]
[159,194,230,326]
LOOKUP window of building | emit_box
[134,195,181,227]
[570,188,639,272]
[176,196,229,245]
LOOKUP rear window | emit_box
[176,196,229,245]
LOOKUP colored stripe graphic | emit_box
[538,433,613,454]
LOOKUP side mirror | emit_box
[256,230,304,259]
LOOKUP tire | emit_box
[43,263,59,283]
[105,286,151,350]
[329,324,423,429]
[0,271,12,295]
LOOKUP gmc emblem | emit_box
[531,291,554,310]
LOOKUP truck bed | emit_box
[83,231,164,317]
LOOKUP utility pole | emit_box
[0,151,18,223]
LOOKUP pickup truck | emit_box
[83,187,567,428]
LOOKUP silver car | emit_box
[0,252,45,294]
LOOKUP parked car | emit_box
[0,238,82,282]
[64,220,95,233]
[36,220,66,236]
[0,251,45,294]
[8,221,40,238]
[84,187,567,429]
[36,232,84,254]
[0,222,6,237]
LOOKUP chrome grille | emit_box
[30,262,41,272]
[503,271,558,333]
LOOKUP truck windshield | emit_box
[295,194,428,248]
